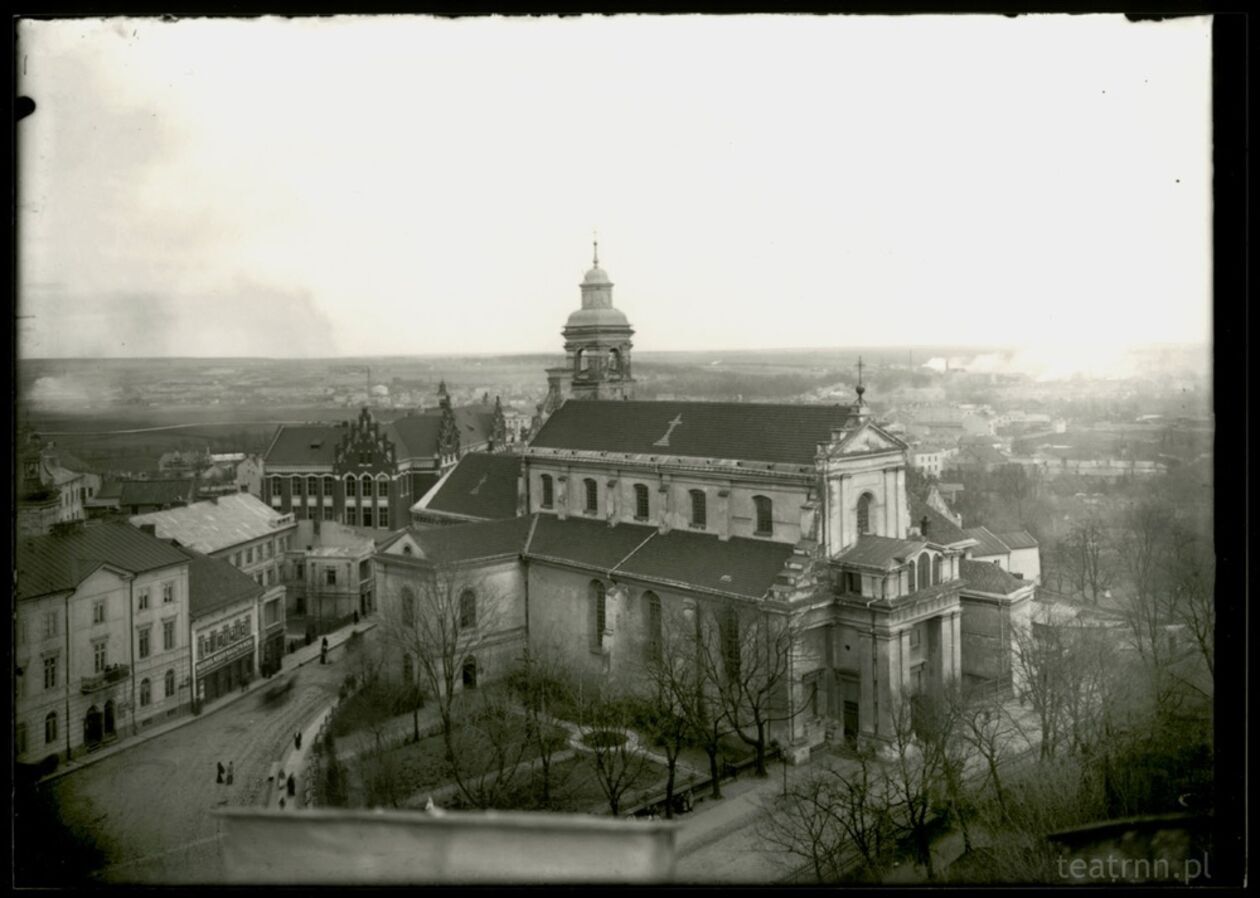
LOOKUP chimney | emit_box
[920,515,930,538]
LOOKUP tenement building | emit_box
[381,248,1038,759]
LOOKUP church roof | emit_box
[385,516,534,565]
[613,529,795,601]
[524,515,657,571]
[960,559,1030,596]
[834,535,929,570]
[529,400,854,466]
[565,306,630,329]
[582,265,612,285]
[419,452,521,521]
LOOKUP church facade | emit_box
[388,247,1036,758]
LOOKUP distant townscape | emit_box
[16,250,1214,886]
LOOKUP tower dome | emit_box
[559,238,635,401]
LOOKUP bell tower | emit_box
[562,238,635,401]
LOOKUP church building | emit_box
[383,246,1036,759]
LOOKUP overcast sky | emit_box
[17,14,1211,360]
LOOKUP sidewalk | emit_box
[38,617,377,785]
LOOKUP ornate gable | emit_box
[824,421,907,458]
[333,407,397,475]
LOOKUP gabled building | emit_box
[261,391,508,531]
[181,548,276,702]
[15,522,193,765]
[130,493,294,672]
[963,526,1042,583]
[89,478,199,517]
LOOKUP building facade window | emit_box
[933,554,943,585]
[378,478,390,498]
[138,627,151,659]
[346,476,358,498]
[540,474,554,509]
[645,591,662,663]
[690,490,707,528]
[591,580,606,649]
[326,567,337,586]
[163,619,176,651]
[909,626,921,649]
[584,478,598,513]
[346,507,358,526]
[93,640,107,673]
[246,547,254,565]
[379,507,389,529]
[857,493,874,535]
[916,553,931,592]
[292,477,303,497]
[44,611,58,640]
[459,590,476,630]
[44,655,58,690]
[45,711,57,744]
[165,669,176,697]
[753,495,773,536]
[138,589,150,611]
[163,582,174,604]
[92,600,106,624]
[362,508,374,528]
[324,475,336,495]
[634,484,650,520]
[140,678,151,707]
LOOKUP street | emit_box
[46,651,348,884]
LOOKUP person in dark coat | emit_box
[287,773,296,797]
[320,637,329,664]
[216,761,225,784]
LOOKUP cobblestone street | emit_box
[47,650,349,884]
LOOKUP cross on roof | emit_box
[653,414,684,448]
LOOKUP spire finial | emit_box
[592,229,599,268]
[855,356,866,403]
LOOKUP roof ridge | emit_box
[609,528,660,576]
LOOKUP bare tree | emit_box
[447,687,536,809]
[758,773,851,882]
[700,605,796,777]
[1010,622,1068,759]
[378,563,504,796]
[579,687,654,817]
[884,695,945,880]
[507,645,577,809]
[1063,514,1112,604]
[1165,521,1215,685]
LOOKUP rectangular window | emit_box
[584,479,598,513]
[44,611,58,640]
[163,619,176,651]
[379,507,389,529]
[138,589,150,611]
[92,600,106,624]
[264,598,280,626]
[845,571,862,595]
[635,485,649,520]
[326,568,337,586]
[690,490,707,529]
[323,506,335,521]
[540,475,554,509]
[246,547,254,565]
[162,582,174,604]
[138,626,152,659]
[45,712,57,744]
[362,508,374,528]
[44,655,58,690]
[378,479,390,498]
[909,627,921,650]
[267,541,274,559]
[346,507,358,526]
[94,640,107,673]
[198,635,206,657]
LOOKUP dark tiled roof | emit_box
[530,400,854,465]
[391,516,533,564]
[614,530,794,601]
[180,547,263,619]
[263,425,342,467]
[422,453,521,520]
[118,479,198,509]
[996,529,1039,550]
[961,559,1029,596]
[834,535,929,570]
[963,526,1011,558]
[390,407,496,460]
[908,494,970,546]
[17,522,191,600]
[524,515,657,571]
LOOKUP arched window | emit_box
[165,669,176,698]
[140,678,152,707]
[345,475,358,498]
[462,657,478,689]
[856,493,874,535]
[307,476,319,495]
[634,484,650,520]
[540,474,554,509]
[591,581,607,649]
[377,477,390,498]
[917,553,931,592]
[690,490,707,528]
[402,544,413,557]
[753,495,773,536]
[400,586,416,623]
[907,561,916,593]
[644,591,662,663]
[360,474,372,496]
[323,475,336,495]
[584,478,598,513]
[933,554,943,586]
[459,590,477,630]
[44,711,57,744]
[608,348,622,374]
[576,349,589,373]
[292,476,303,497]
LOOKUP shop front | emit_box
[196,635,257,704]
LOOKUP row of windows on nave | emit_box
[538,475,776,534]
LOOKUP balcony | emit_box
[81,663,130,694]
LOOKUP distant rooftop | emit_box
[131,492,294,554]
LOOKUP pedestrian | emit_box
[287,773,296,797]
[295,731,302,751]
[353,609,359,625]
[216,761,225,784]
[226,761,234,785]
[320,637,329,665]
